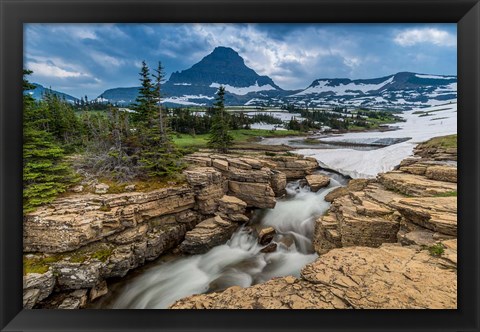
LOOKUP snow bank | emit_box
[295,103,457,178]
[210,81,276,96]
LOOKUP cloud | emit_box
[394,28,456,47]
[27,61,88,78]
[89,51,126,67]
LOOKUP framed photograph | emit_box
[1,0,479,331]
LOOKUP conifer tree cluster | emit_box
[23,70,77,213]
[133,61,183,178]
[208,86,234,153]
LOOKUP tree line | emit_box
[23,61,235,213]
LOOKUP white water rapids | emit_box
[99,173,346,309]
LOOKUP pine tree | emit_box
[23,70,75,213]
[132,61,156,125]
[132,60,183,178]
[153,61,167,141]
[208,86,233,153]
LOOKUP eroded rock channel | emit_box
[23,136,457,310]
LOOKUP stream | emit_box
[94,170,348,309]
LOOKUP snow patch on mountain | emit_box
[210,82,276,96]
[163,94,215,106]
[292,76,394,97]
[415,74,456,80]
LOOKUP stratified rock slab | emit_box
[378,171,457,197]
[228,181,276,209]
[170,244,457,309]
[392,197,457,236]
[179,216,238,254]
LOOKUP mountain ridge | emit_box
[31,47,457,110]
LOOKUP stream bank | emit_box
[23,152,319,309]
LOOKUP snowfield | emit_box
[292,76,394,97]
[209,81,276,95]
[415,74,457,80]
[295,102,457,179]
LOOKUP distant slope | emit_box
[94,47,457,110]
[287,72,457,110]
[27,83,79,103]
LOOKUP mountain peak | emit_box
[211,46,240,56]
[167,46,280,90]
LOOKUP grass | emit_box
[422,134,457,149]
[427,243,446,257]
[433,191,457,197]
[172,129,301,149]
[23,243,114,275]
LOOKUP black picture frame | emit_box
[1,0,479,331]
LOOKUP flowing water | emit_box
[97,172,347,309]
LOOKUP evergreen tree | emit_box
[23,70,75,213]
[153,61,168,142]
[139,62,183,177]
[208,86,233,153]
[131,60,183,178]
[132,61,156,125]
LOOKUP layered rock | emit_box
[305,174,330,192]
[263,155,318,179]
[314,138,457,254]
[23,270,56,309]
[23,186,196,253]
[185,152,318,181]
[171,135,458,310]
[170,243,457,309]
[179,215,238,254]
[23,153,292,308]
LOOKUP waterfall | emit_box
[101,172,345,309]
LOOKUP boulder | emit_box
[305,174,330,192]
[58,289,88,309]
[212,159,229,171]
[258,227,276,245]
[228,181,276,209]
[95,183,110,194]
[23,270,56,309]
[70,185,84,193]
[23,187,196,253]
[179,216,238,254]
[270,171,287,197]
[125,184,136,191]
[260,242,277,253]
[324,187,348,202]
[217,195,249,223]
[89,280,108,301]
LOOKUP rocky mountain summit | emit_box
[170,135,457,309]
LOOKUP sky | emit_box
[24,23,457,99]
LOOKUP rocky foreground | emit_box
[170,136,458,309]
[23,136,457,310]
[22,153,317,309]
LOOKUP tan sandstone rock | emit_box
[305,174,330,192]
[179,216,238,254]
[170,245,456,309]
